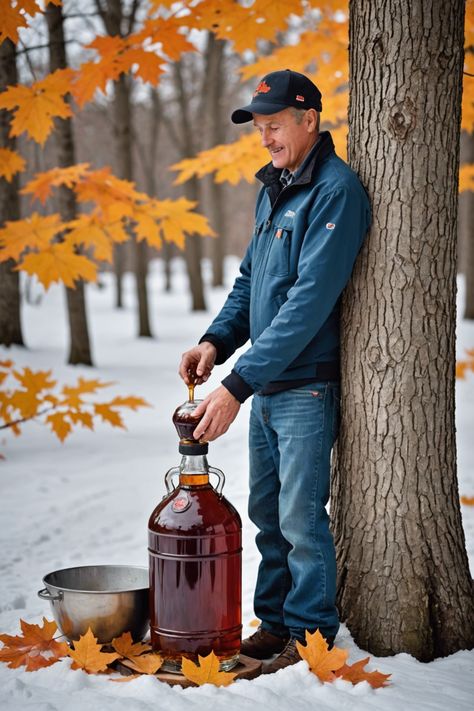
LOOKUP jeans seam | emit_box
[310,384,328,609]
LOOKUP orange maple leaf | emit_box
[335,656,391,688]
[191,0,303,53]
[181,651,236,687]
[0,148,26,182]
[120,48,165,85]
[61,377,113,408]
[108,396,151,411]
[120,653,163,675]
[460,164,474,193]
[143,197,216,249]
[46,412,72,442]
[12,367,56,395]
[18,243,97,289]
[296,629,348,682]
[0,69,74,145]
[68,628,120,674]
[22,164,91,204]
[133,16,195,61]
[110,632,162,675]
[0,212,63,262]
[0,3,28,45]
[171,132,267,186]
[461,495,474,506]
[0,617,68,671]
[111,631,150,658]
[94,403,125,428]
[68,411,94,430]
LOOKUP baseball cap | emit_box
[231,69,322,124]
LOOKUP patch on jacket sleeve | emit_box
[284,210,296,218]
[326,222,336,230]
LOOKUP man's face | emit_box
[253,108,318,173]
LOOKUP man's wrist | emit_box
[221,370,254,403]
[199,334,227,364]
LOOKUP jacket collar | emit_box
[255,130,335,188]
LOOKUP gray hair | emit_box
[290,107,320,131]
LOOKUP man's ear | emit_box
[306,109,318,133]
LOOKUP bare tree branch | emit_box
[127,0,141,35]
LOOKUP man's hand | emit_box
[192,386,240,441]
[179,342,217,385]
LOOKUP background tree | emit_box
[46,2,93,365]
[0,39,23,348]
[331,0,474,661]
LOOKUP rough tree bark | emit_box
[0,39,23,347]
[331,0,474,661]
[459,131,474,318]
[46,4,93,365]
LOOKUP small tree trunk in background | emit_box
[331,0,474,661]
[460,132,474,318]
[98,0,152,335]
[46,3,93,365]
[203,34,226,287]
[112,72,130,312]
[0,40,23,347]
[173,60,206,311]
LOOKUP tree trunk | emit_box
[173,60,206,311]
[111,72,129,312]
[460,132,474,318]
[0,39,23,347]
[204,34,226,287]
[331,0,474,662]
[98,0,151,335]
[46,4,93,365]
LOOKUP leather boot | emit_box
[240,626,289,659]
[263,635,335,674]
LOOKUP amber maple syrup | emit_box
[149,477,241,670]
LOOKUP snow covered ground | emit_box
[1,258,473,711]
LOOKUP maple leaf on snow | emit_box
[0,617,68,671]
[335,657,391,688]
[68,628,120,674]
[181,651,236,687]
[296,629,348,682]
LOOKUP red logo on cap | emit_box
[254,80,271,96]
[296,94,305,102]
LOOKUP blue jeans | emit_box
[248,381,340,641]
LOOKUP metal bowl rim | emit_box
[42,564,149,594]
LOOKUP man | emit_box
[179,69,370,673]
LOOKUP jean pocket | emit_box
[287,383,328,398]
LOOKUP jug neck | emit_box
[179,454,209,487]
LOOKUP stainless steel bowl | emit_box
[38,565,149,644]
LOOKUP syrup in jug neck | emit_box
[179,453,209,487]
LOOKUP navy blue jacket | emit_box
[201,131,371,402]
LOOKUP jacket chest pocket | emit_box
[266,225,292,276]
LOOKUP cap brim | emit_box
[231,101,292,124]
